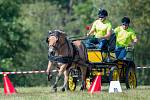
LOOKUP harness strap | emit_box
[71,43,79,60]
[48,55,73,64]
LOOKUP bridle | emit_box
[47,30,75,64]
[47,30,68,50]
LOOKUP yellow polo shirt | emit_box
[91,19,112,38]
[114,26,137,47]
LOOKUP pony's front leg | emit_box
[53,64,68,92]
[46,61,52,73]
[47,61,52,81]
[61,70,69,92]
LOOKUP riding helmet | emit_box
[98,9,108,18]
[122,17,130,25]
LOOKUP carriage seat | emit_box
[84,33,116,53]
[86,34,117,63]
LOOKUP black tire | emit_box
[68,68,77,91]
[125,67,137,89]
[109,66,119,81]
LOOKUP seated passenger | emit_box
[114,17,138,59]
[86,9,112,50]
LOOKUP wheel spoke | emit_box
[128,71,136,88]
[113,70,119,81]
[68,75,75,91]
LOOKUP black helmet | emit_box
[122,17,130,25]
[98,9,108,18]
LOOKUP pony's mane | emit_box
[48,30,65,36]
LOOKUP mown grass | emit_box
[0,85,150,100]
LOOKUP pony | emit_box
[46,30,88,92]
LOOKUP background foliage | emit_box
[0,0,149,86]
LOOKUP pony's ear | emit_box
[48,30,52,35]
[54,30,67,37]
[46,37,49,43]
[46,30,52,43]
[59,31,67,37]
[61,32,67,37]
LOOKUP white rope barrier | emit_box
[0,67,149,75]
[137,67,150,69]
[0,70,57,75]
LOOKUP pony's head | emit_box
[46,30,67,54]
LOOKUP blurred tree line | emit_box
[0,0,149,86]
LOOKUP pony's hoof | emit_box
[47,74,52,81]
[61,87,65,92]
[80,86,86,91]
[80,87,84,91]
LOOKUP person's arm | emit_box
[87,29,95,36]
[87,21,96,36]
[132,37,138,46]
[102,29,112,39]
[101,23,112,39]
[129,32,138,47]
[133,38,138,43]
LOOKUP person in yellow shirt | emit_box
[114,17,138,59]
[86,9,112,50]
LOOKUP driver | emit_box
[114,16,138,59]
[86,9,112,50]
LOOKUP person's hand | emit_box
[132,42,136,46]
[86,33,89,36]
[129,42,136,48]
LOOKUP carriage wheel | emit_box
[68,69,77,91]
[109,66,119,81]
[125,67,137,89]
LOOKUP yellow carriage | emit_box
[68,35,137,91]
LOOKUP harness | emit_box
[48,55,74,64]
[48,38,77,64]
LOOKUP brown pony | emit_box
[46,30,88,92]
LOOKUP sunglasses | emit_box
[122,23,129,26]
[99,16,105,19]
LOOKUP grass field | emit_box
[0,85,150,100]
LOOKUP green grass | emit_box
[0,86,150,100]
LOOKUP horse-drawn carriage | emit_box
[68,34,137,91]
[46,30,137,92]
